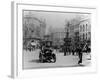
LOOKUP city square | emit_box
[23,10,91,69]
[23,49,91,69]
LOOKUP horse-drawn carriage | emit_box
[23,38,40,51]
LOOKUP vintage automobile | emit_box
[39,40,56,63]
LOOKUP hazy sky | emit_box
[24,10,90,34]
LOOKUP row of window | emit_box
[80,32,91,40]
[79,23,89,32]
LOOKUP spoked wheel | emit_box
[51,54,56,63]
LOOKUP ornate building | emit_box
[23,15,46,39]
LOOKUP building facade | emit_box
[23,15,46,39]
[65,18,91,41]
[79,19,91,41]
[64,17,91,51]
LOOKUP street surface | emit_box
[23,49,91,69]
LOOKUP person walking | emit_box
[77,45,83,64]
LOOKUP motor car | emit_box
[39,40,56,63]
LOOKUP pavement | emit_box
[23,49,91,69]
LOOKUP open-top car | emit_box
[39,40,56,63]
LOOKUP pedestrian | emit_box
[77,46,83,64]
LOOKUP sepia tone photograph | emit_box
[22,10,91,69]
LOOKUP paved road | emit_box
[23,49,91,69]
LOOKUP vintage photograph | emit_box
[23,10,91,69]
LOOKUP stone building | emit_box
[79,19,91,41]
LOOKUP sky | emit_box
[24,10,90,34]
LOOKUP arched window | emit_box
[83,25,85,32]
[86,33,87,40]
[86,24,88,27]
[86,24,88,32]
[83,33,85,40]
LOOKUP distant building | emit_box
[23,15,46,39]
[52,32,66,46]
